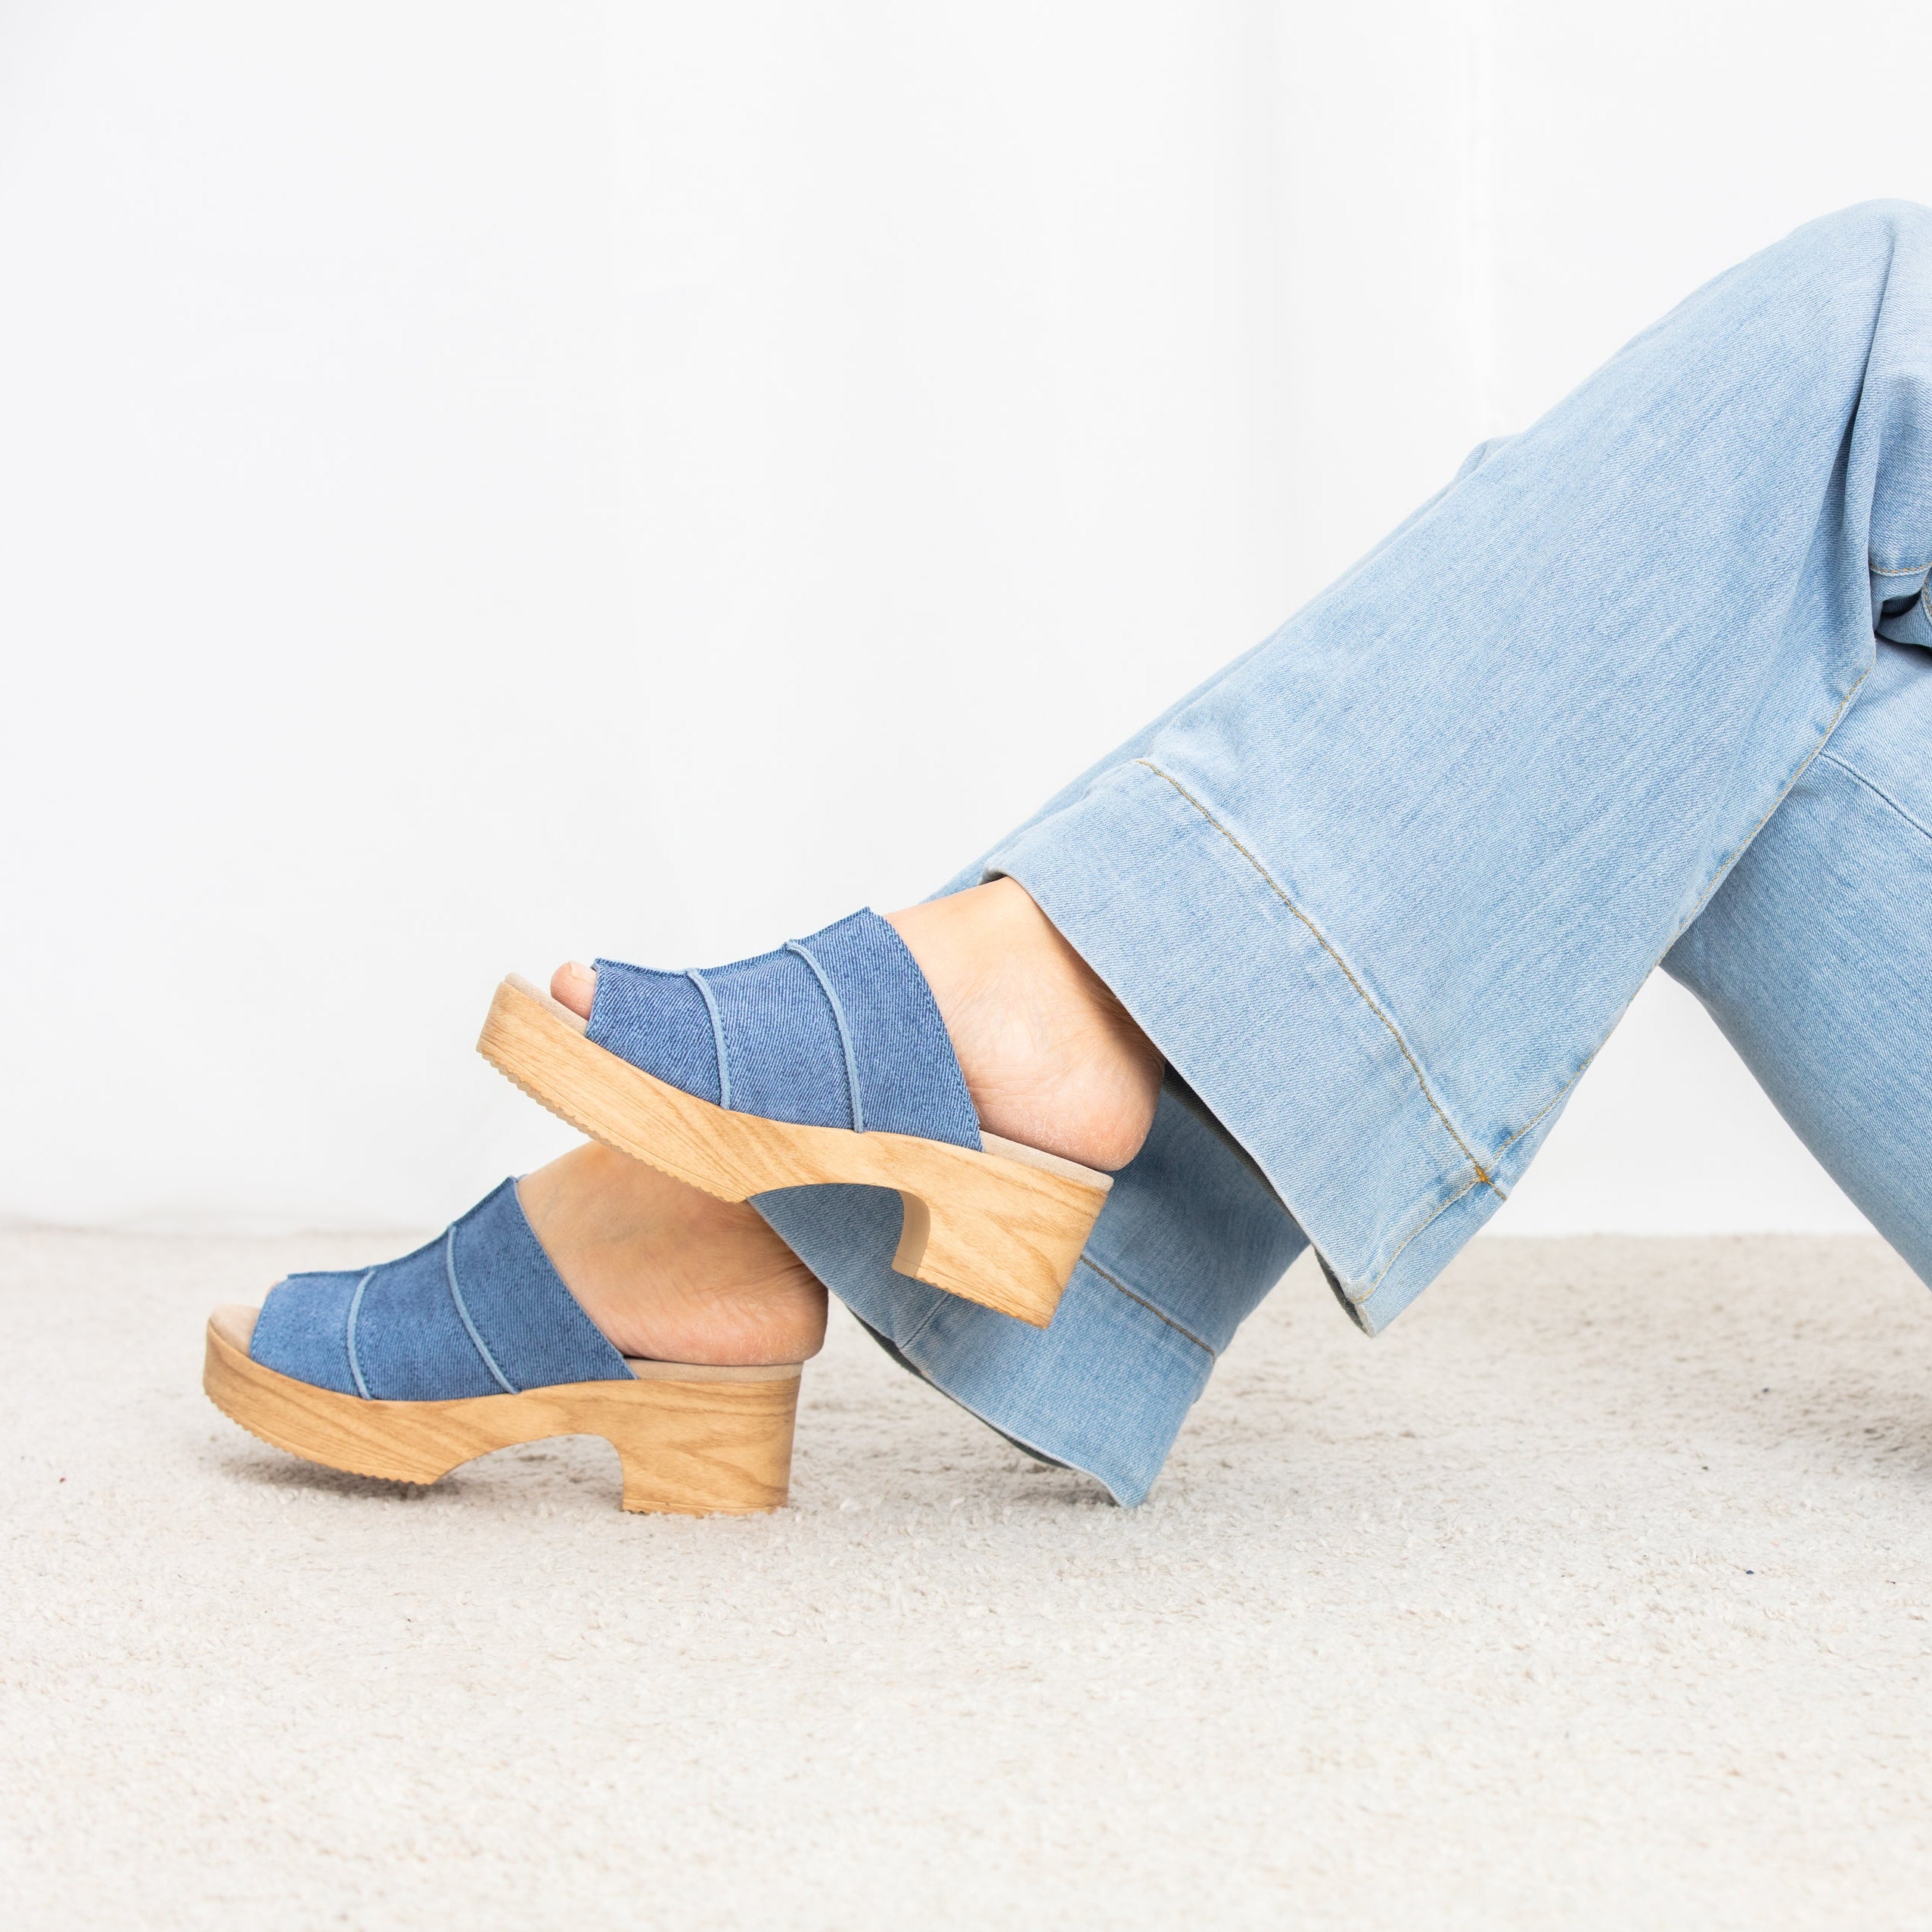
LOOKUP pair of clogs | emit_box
[207,912,1110,1514]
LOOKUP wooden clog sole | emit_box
[476,974,1110,1328]
[203,1306,801,1515]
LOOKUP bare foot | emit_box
[886,880,1162,1170]
[516,1141,825,1365]
[549,880,1162,1172]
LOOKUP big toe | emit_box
[551,960,597,1019]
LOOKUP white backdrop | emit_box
[3,1,1927,1237]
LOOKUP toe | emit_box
[551,960,597,1019]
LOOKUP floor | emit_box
[4,1228,1931,1930]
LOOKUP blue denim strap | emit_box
[588,909,980,1148]
[250,1181,630,1399]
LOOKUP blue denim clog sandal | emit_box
[203,1179,802,1514]
[477,909,1112,1328]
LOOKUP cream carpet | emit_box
[4,1229,1931,1929]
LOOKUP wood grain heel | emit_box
[477,974,1110,1328]
[204,1307,801,1516]
[604,1359,800,1514]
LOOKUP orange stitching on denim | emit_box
[1489,667,1873,1166]
[1869,559,1932,576]
[1354,1169,1492,1297]
[1135,759,1498,1195]
[1078,1256,1216,1358]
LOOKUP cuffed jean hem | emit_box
[989,756,1534,1334]
[753,1181,1218,1507]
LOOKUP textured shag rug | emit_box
[4,1228,1930,1929]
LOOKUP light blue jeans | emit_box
[759,201,1932,1505]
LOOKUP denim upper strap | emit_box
[586,909,981,1149]
[250,1179,631,1399]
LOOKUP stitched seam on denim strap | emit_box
[1133,759,1496,1195]
[784,939,865,1132]
[444,1226,518,1395]
[1489,669,1872,1167]
[685,968,731,1111]
[1818,748,1932,849]
[344,1269,374,1400]
[1869,558,1932,575]
[1077,1256,1216,1359]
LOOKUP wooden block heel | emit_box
[477,974,1111,1328]
[204,1307,801,1516]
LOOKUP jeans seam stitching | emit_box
[1869,559,1932,576]
[1077,1256,1217,1359]
[1356,1172,1490,1297]
[897,1297,946,1353]
[1488,669,1872,1166]
[1816,747,1932,848]
[1133,758,1498,1196]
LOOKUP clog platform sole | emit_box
[477,974,1111,1328]
[203,1306,802,1515]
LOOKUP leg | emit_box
[756,201,1932,1501]
[1667,640,1932,1276]
[530,203,1932,1503]
[970,200,1932,1334]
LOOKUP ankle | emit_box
[887,879,1162,1170]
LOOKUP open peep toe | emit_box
[203,1180,802,1515]
[477,909,1112,1328]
